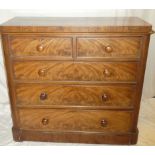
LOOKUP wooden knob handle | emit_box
[103,69,111,77]
[38,69,47,77]
[102,93,109,102]
[105,46,113,53]
[42,118,49,125]
[101,119,108,127]
[37,45,44,52]
[40,92,47,100]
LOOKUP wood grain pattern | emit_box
[11,99,155,145]
[12,127,138,144]
[13,61,138,82]
[0,34,20,128]
[0,17,152,33]
[77,37,141,58]
[19,109,133,132]
[10,36,73,58]
[0,17,152,144]
[16,84,135,107]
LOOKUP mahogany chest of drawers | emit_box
[0,17,153,144]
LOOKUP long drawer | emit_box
[18,109,133,132]
[13,61,138,82]
[16,84,135,107]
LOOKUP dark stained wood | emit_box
[0,17,152,33]
[16,84,136,108]
[13,61,138,82]
[0,17,153,145]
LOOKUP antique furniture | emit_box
[0,17,153,144]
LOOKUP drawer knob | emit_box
[40,92,47,100]
[42,118,49,125]
[38,69,47,77]
[103,69,111,77]
[105,46,113,53]
[101,119,108,127]
[37,45,44,52]
[102,93,109,102]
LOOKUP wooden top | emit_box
[0,17,152,33]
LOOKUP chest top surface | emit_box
[0,17,152,33]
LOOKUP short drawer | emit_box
[16,84,135,107]
[77,37,141,59]
[9,36,73,58]
[13,61,138,82]
[19,109,133,132]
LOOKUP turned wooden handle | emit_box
[102,93,109,102]
[38,69,47,77]
[105,45,113,53]
[42,118,49,125]
[40,92,47,100]
[36,44,44,52]
[101,119,108,127]
[103,68,111,77]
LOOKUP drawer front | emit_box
[16,84,135,107]
[13,61,138,82]
[9,36,73,58]
[77,37,141,59]
[19,109,133,132]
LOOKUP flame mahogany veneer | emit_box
[0,17,153,144]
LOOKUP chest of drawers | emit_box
[0,17,153,144]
